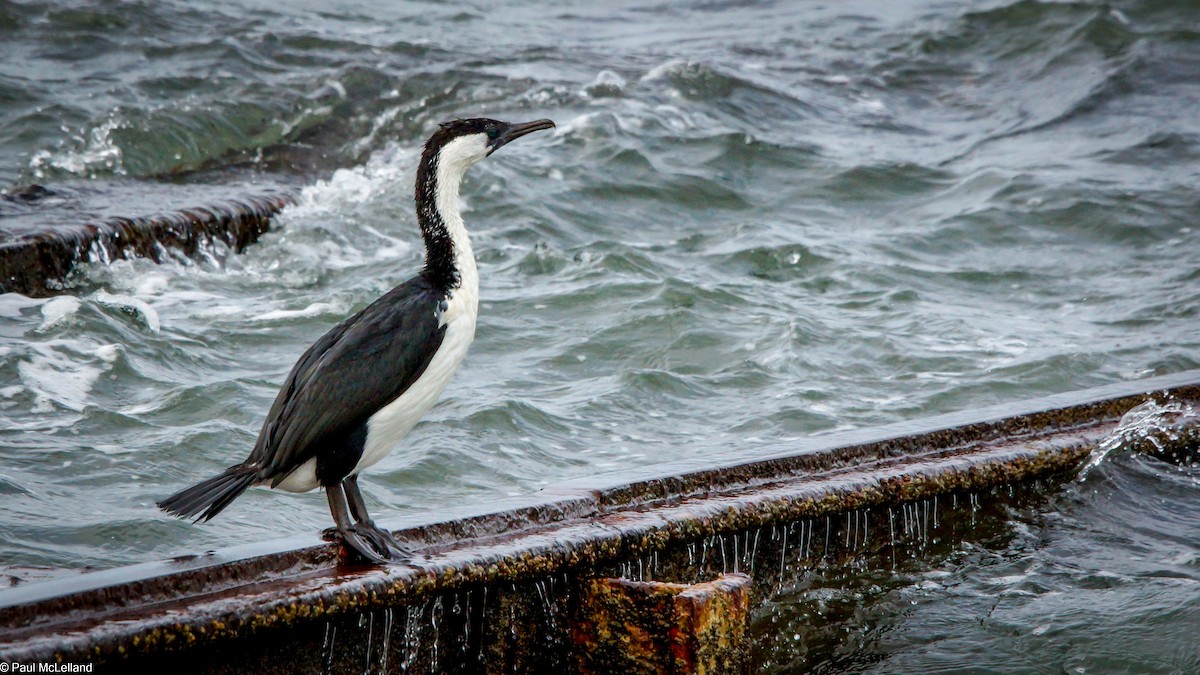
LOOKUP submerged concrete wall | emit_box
[0,182,295,296]
[0,371,1197,671]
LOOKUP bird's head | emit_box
[423,117,556,175]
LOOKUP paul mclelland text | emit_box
[1,664,93,673]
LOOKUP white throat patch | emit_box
[433,134,484,326]
[343,134,488,479]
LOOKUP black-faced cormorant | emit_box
[158,117,555,563]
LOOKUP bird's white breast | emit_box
[353,286,477,476]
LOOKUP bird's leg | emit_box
[343,474,409,557]
[326,482,390,564]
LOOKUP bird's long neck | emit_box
[414,148,478,299]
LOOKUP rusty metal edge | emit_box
[0,369,1197,662]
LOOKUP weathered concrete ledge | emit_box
[0,181,296,297]
[0,370,1197,666]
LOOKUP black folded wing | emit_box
[247,275,448,484]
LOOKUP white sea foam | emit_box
[0,294,42,320]
[350,105,404,157]
[1079,398,1199,479]
[16,340,121,413]
[93,290,161,332]
[360,223,413,261]
[250,302,342,323]
[29,113,126,179]
[93,443,137,455]
[38,296,82,331]
[555,109,651,138]
[286,142,412,220]
[582,70,627,98]
[642,58,689,82]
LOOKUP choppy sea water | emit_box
[2,0,1199,670]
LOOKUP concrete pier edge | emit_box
[0,370,1197,663]
[0,183,297,297]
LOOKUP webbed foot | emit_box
[342,525,394,564]
[323,525,392,564]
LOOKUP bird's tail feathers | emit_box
[158,464,258,523]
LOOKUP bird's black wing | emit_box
[248,275,448,483]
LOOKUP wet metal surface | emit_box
[0,181,295,296]
[0,371,1197,668]
[572,574,751,674]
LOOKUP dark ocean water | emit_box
[2,0,1199,670]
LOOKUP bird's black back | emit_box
[248,272,448,486]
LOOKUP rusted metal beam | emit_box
[0,370,1197,668]
[572,574,752,674]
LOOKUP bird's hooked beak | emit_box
[487,119,555,155]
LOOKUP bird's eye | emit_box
[486,128,500,140]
